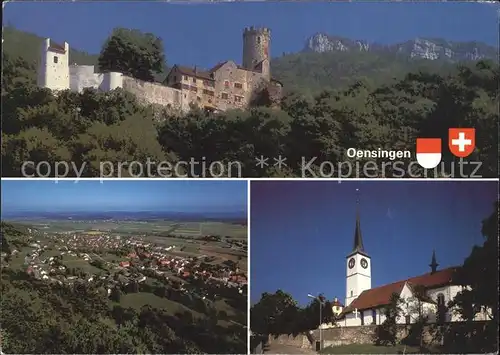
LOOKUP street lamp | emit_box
[307,293,324,351]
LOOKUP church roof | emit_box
[339,266,460,316]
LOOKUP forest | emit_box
[2,26,498,178]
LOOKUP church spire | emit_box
[429,249,439,274]
[352,188,365,253]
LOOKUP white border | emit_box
[1,177,499,181]
[246,179,251,355]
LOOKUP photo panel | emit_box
[2,1,498,178]
[250,180,498,354]
[0,179,248,354]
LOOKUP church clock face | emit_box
[348,258,355,269]
[361,258,368,269]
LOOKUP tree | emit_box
[375,292,402,346]
[250,290,300,336]
[98,28,166,82]
[449,200,498,322]
[445,201,498,353]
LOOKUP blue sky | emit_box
[250,180,498,306]
[3,2,498,68]
[1,180,247,213]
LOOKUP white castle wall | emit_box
[69,65,123,93]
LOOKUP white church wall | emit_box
[399,283,437,324]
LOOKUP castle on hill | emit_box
[37,27,283,113]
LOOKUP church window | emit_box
[257,36,261,44]
[360,311,364,325]
[192,78,196,83]
[372,310,377,324]
[53,56,58,64]
[350,291,353,297]
[173,76,177,82]
[437,293,445,307]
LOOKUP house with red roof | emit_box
[333,193,489,328]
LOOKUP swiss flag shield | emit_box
[448,128,475,158]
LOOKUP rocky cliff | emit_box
[304,33,497,61]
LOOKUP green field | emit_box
[118,292,203,317]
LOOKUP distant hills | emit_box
[1,210,247,222]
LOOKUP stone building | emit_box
[37,27,283,113]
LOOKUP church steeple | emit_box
[345,188,371,308]
[429,250,439,274]
[352,188,365,254]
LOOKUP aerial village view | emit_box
[0,180,248,354]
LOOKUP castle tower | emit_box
[37,38,70,91]
[242,27,271,79]
[345,188,372,307]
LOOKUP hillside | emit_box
[271,50,458,96]
[2,26,99,68]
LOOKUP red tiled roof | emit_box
[341,267,459,315]
[173,65,214,81]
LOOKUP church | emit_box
[334,191,490,327]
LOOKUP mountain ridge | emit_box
[303,32,497,61]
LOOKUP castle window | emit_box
[235,95,243,103]
[221,93,229,100]
[224,81,229,88]
[203,89,214,96]
[53,56,58,64]
[183,76,188,81]
[234,82,243,89]
[257,36,261,44]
